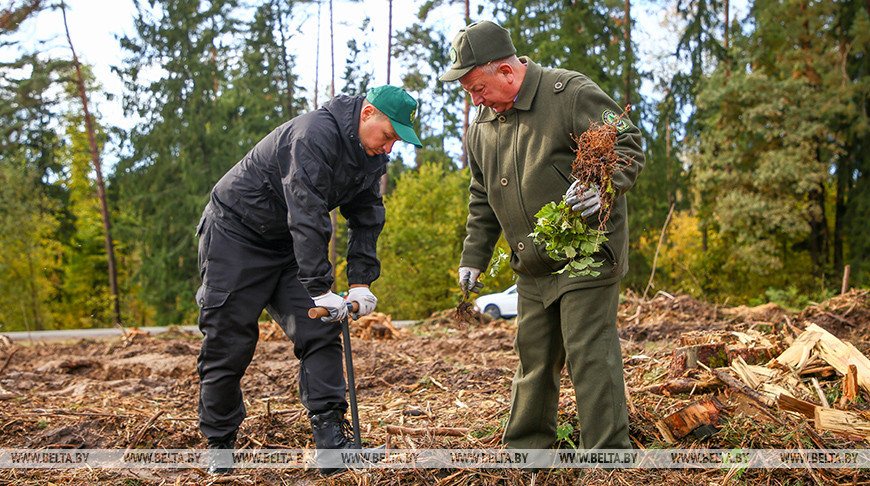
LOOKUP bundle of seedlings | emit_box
[530,108,633,277]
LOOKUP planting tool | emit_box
[308,302,362,449]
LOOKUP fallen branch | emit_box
[125,410,164,452]
[642,203,676,303]
[384,425,469,437]
[0,348,18,376]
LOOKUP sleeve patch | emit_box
[602,109,630,133]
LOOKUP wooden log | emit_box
[654,397,723,444]
[637,378,702,395]
[778,394,818,419]
[814,407,870,438]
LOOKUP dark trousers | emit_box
[195,210,347,440]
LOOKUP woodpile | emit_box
[645,321,870,443]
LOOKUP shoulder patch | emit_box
[602,109,630,133]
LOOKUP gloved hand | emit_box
[458,267,482,294]
[347,286,377,320]
[565,180,601,218]
[313,291,348,322]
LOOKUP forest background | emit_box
[1,0,868,330]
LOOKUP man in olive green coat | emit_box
[440,20,644,450]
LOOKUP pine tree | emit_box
[113,0,244,324]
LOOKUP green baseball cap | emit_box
[439,21,517,82]
[365,85,423,148]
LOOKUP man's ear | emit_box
[360,104,375,121]
[497,63,514,82]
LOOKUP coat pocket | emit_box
[195,284,230,310]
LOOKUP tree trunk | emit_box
[329,0,337,287]
[380,0,393,195]
[314,0,321,109]
[61,2,122,325]
[724,0,731,76]
[274,0,296,118]
[460,0,470,169]
[833,152,848,272]
[724,0,730,50]
[808,177,829,275]
[623,0,631,108]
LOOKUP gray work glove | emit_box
[313,291,348,322]
[458,266,482,294]
[346,286,377,319]
[565,180,602,219]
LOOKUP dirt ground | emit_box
[0,289,868,485]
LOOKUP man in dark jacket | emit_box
[195,85,421,473]
[440,22,644,451]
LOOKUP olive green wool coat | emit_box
[460,58,645,305]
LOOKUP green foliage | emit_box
[52,107,126,329]
[393,21,465,168]
[529,199,607,278]
[3,0,870,329]
[749,286,837,314]
[0,161,62,331]
[556,422,578,449]
[684,0,870,301]
[374,164,471,319]
[111,0,308,325]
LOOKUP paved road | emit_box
[2,320,418,342]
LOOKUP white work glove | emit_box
[313,291,348,322]
[565,180,602,218]
[346,286,377,319]
[458,267,482,294]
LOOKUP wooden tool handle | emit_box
[308,301,359,319]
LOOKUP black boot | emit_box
[310,410,353,475]
[206,432,236,475]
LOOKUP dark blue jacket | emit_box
[207,95,387,296]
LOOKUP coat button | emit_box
[555,81,563,89]
[259,224,267,232]
[498,115,506,123]
[517,242,525,250]
[500,178,508,186]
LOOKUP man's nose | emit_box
[471,92,484,106]
[384,139,396,154]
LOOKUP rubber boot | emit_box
[206,432,236,475]
[310,410,353,476]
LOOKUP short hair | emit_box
[362,99,387,118]
[479,55,523,76]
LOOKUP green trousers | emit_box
[502,281,630,449]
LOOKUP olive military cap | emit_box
[439,21,517,82]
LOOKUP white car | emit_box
[473,284,518,319]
